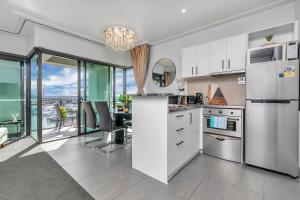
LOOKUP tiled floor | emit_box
[1,134,300,200]
[42,125,78,142]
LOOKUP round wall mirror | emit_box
[152,58,176,87]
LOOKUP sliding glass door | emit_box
[81,62,110,133]
[0,59,25,140]
[41,54,79,142]
[23,49,136,142]
[30,54,40,142]
[28,52,80,142]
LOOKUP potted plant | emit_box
[263,34,275,46]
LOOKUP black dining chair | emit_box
[95,101,126,153]
[82,101,103,146]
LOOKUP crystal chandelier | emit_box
[104,26,136,52]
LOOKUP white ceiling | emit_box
[0,0,294,45]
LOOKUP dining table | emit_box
[110,109,132,144]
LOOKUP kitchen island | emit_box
[132,95,202,184]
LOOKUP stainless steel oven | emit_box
[203,108,242,138]
[203,107,244,163]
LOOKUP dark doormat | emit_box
[0,150,94,200]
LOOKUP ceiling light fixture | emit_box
[104,26,136,52]
[181,9,187,13]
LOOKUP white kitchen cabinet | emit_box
[188,109,201,158]
[210,34,247,74]
[182,46,196,78]
[168,111,188,175]
[132,95,202,184]
[181,43,210,78]
[196,43,210,76]
[210,38,227,74]
[168,109,201,176]
[226,34,247,72]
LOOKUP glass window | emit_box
[84,62,110,133]
[30,55,38,141]
[126,68,137,95]
[86,63,110,102]
[0,59,25,139]
[114,68,124,106]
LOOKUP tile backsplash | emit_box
[187,75,246,105]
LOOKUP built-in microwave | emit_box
[247,41,298,65]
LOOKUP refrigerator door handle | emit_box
[250,100,291,104]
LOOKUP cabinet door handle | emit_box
[176,115,184,118]
[176,128,184,132]
[196,66,198,74]
[228,59,231,69]
[176,141,184,146]
[189,113,192,124]
[192,67,194,75]
[222,60,224,70]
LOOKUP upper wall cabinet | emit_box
[196,43,210,77]
[210,34,247,74]
[182,43,210,78]
[182,46,196,78]
[209,38,227,74]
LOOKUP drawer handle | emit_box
[228,118,240,121]
[176,128,184,132]
[176,141,184,146]
[216,137,225,142]
[176,115,184,118]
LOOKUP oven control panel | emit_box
[203,108,242,117]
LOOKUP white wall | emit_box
[296,0,300,39]
[0,31,27,55]
[145,2,296,94]
[0,25,131,67]
[25,29,35,55]
[34,26,131,66]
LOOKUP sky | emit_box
[31,63,137,97]
[43,65,77,97]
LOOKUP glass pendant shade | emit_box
[104,27,136,52]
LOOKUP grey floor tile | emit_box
[263,172,300,200]
[114,179,182,200]
[189,175,263,200]
[212,160,266,194]
[93,143,132,164]
[0,137,37,162]
[62,153,116,181]
[167,166,207,200]
[48,144,98,165]
[185,154,217,175]
[78,164,142,200]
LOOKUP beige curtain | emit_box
[164,72,171,86]
[130,44,150,94]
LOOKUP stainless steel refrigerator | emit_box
[245,60,299,177]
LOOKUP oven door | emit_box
[203,115,242,138]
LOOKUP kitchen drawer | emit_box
[168,125,186,139]
[168,111,188,126]
[203,133,241,163]
[168,137,186,175]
